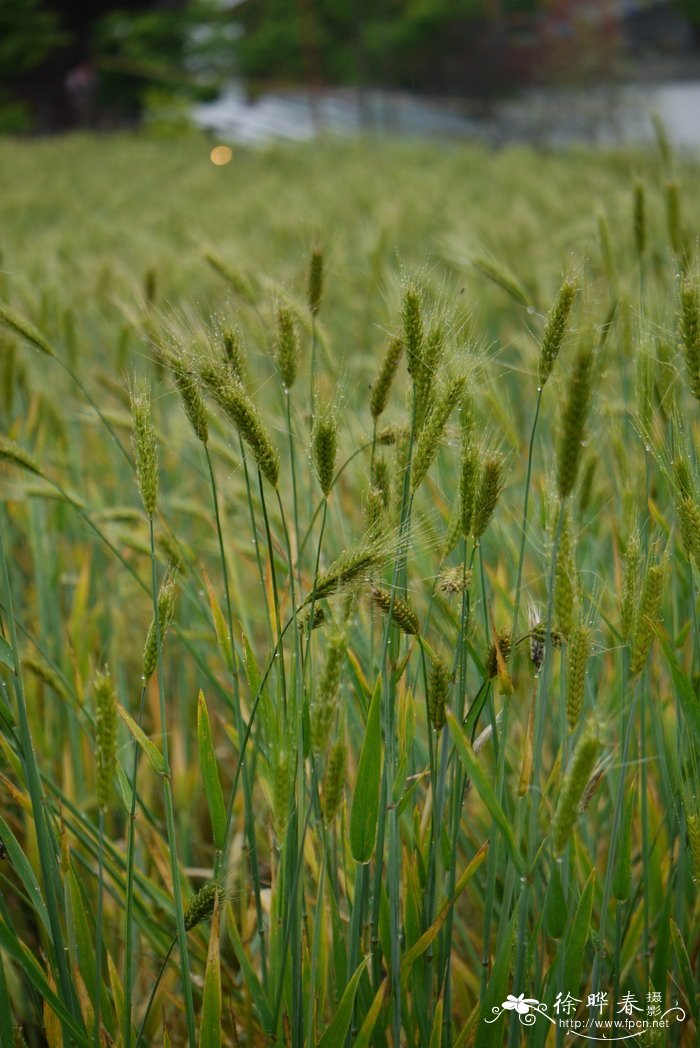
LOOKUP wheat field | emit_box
[0,130,699,1047]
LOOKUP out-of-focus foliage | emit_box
[94,3,237,115]
[0,0,66,131]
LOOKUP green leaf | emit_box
[670,919,699,1024]
[350,675,382,864]
[544,860,567,939]
[203,571,234,674]
[400,841,488,987]
[315,958,366,1048]
[0,920,89,1046]
[0,636,13,669]
[352,978,387,1048]
[475,908,516,1048]
[67,864,114,1036]
[564,869,595,993]
[654,627,700,747]
[117,702,165,775]
[197,691,226,851]
[199,892,221,1048]
[447,711,525,875]
[226,905,274,1034]
[0,816,51,936]
[611,786,635,902]
[650,886,673,1000]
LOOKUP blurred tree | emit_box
[0,0,67,129]
[235,0,546,95]
[94,2,236,117]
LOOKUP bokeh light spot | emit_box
[210,145,233,166]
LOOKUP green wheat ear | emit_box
[130,381,158,518]
[370,336,403,421]
[566,623,592,731]
[321,737,346,823]
[307,247,324,316]
[556,344,595,500]
[312,411,338,498]
[142,571,178,682]
[552,720,601,855]
[276,305,299,391]
[0,435,42,476]
[538,274,577,388]
[630,551,667,678]
[633,179,646,259]
[428,653,450,732]
[679,273,700,402]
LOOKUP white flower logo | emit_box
[502,993,540,1015]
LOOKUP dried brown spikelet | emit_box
[538,275,577,388]
[580,754,609,811]
[22,653,71,706]
[94,666,117,810]
[375,424,408,446]
[276,306,298,390]
[183,881,217,931]
[556,346,594,499]
[554,506,577,640]
[370,587,420,636]
[552,721,601,854]
[566,624,592,731]
[428,654,450,732]
[307,247,324,315]
[633,180,646,259]
[630,555,667,677]
[679,274,700,402]
[200,361,279,487]
[619,528,641,643]
[0,434,42,476]
[472,453,505,539]
[13,1024,28,1048]
[412,373,466,491]
[0,304,54,357]
[303,539,384,605]
[528,622,562,671]
[142,571,177,681]
[402,285,424,381]
[485,628,512,679]
[311,631,346,752]
[130,383,158,518]
[297,605,326,631]
[370,337,403,420]
[321,738,346,823]
[437,565,472,597]
[312,412,338,498]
